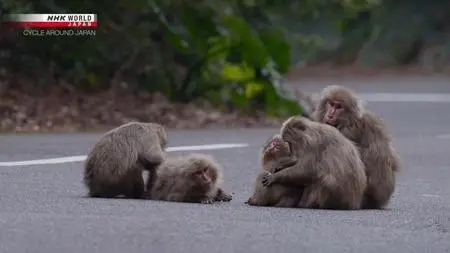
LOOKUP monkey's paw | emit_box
[201,199,214,204]
[218,193,233,202]
[261,173,275,187]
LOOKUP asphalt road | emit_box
[1,77,450,253]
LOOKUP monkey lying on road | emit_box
[149,153,233,204]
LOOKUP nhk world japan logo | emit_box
[3,14,97,37]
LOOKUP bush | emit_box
[1,0,377,117]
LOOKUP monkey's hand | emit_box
[215,189,232,202]
[261,172,275,187]
[273,157,298,173]
[217,193,232,202]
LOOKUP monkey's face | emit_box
[264,140,281,160]
[264,139,290,159]
[265,139,280,153]
[319,86,363,128]
[191,167,213,187]
[323,99,344,126]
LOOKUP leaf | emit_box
[165,30,190,53]
[180,5,219,53]
[207,36,231,60]
[244,81,264,99]
[228,85,248,109]
[222,15,269,66]
[221,62,255,82]
[259,27,291,73]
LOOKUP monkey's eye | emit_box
[334,103,343,109]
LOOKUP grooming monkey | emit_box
[83,121,167,199]
[262,116,367,210]
[246,134,302,207]
[313,85,401,209]
[150,153,232,204]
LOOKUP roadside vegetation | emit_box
[1,0,449,132]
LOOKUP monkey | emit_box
[312,85,401,209]
[261,116,367,210]
[261,134,298,173]
[149,153,233,204]
[83,121,167,199]
[246,134,303,208]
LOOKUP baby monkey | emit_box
[246,135,302,207]
[261,134,298,173]
[150,154,233,204]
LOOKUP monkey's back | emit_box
[359,112,400,169]
[304,121,367,208]
[83,123,147,188]
[150,157,186,200]
[357,112,400,208]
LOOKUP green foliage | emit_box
[2,0,378,117]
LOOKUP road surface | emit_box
[0,77,449,253]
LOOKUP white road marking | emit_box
[166,143,248,151]
[421,194,441,198]
[359,93,450,103]
[0,155,88,166]
[436,134,450,139]
[0,143,249,167]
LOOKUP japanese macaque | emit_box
[262,116,367,210]
[261,134,298,173]
[313,85,401,209]
[246,134,302,207]
[83,121,167,199]
[150,154,233,204]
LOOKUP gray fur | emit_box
[150,153,232,204]
[247,134,302,208]
[83,121,167,199]
[313,85,401,209]
[262,116,367,210]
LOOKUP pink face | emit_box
[266,140,281,153]
[324,100,343,126]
